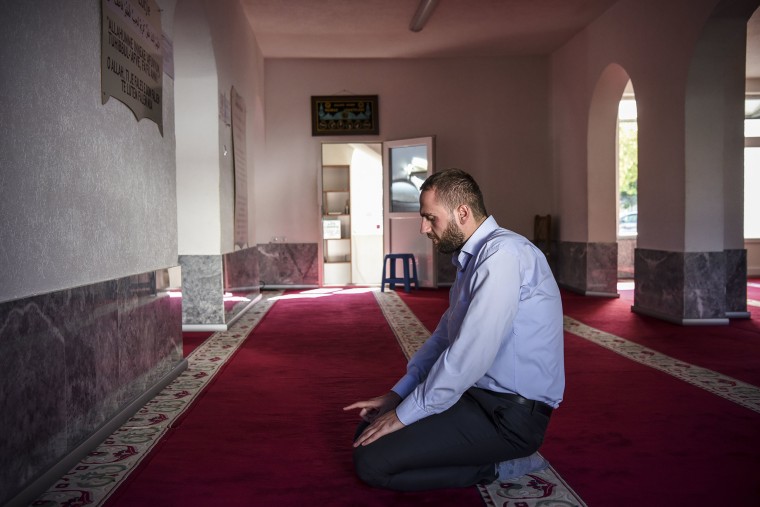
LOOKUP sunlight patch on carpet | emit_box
[374,290,587,507]
[32,292,282,507]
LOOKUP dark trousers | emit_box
[352,387,551,491]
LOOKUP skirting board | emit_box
[631,305,730,326]
[181,293,263,332]
[182,323,228,332]
[557,283,620,298]
[5,358,188,507]
[584,290,620,298]
[226,285,262,291]
[260,284,318,290]
[725,311,752,319]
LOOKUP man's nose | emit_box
[420,219,430,235]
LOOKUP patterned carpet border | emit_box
[32,292,281,507]
[564,316,760,414]
[373,290,588,507]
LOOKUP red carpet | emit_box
[106,291,484,507]
[394,288,448,331]
[563,288,760,386]
[182,331,213,357]
[397,286,760,506]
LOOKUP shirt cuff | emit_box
[395,395,424,426]
[391,374,419,400]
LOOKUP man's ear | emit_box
[457,204,469,225]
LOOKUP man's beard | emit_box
[429,218,465,254]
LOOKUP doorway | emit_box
[383,137,436,287]
[320,143,384,286]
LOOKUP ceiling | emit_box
[241,0,760,77]
[241,0,620,59]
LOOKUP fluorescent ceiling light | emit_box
[409,0,439,32]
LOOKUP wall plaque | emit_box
[231,87,248,249]
[101,0,163,134]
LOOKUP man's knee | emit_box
[353,444,390,489]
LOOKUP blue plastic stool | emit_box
[381,253,419,292]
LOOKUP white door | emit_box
[383,136,436,288]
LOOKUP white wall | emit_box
[0,0,177,303]
[747,78,760,273]
[205,0,265,253]
[258,57,551,245]
[685,15,748,252]
[552,0,722,250]
[174,0,265,255]
[174,0,220,255]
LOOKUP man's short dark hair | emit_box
[420,168,488,219]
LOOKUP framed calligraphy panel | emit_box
[311,95,379,136]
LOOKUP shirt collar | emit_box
[452,216,498,271]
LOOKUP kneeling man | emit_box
[344,168,565,491]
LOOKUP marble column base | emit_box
[0,268,182,505]
[257,243,318,287]
[632,248,746,324]
[179,255,225,328]
[724,249,750,319]
[557,241,619,297]
[179,253,263,331]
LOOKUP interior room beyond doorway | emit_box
[321,143,384,286]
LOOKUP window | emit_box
[618,97,638,236]
[746,98,760,239]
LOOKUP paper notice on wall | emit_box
[101,0,163,134]
[231,87,248,249]
[323,219,342,239]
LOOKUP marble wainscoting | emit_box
[223,246,262,325]
[633,249,739,324]
[618,237,636,279]
[0,268,183,507]
[557,241,618,297]
[223,246,260,292]
[257,243,318,287]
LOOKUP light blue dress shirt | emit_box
[392,216,565,426]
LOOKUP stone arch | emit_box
[581,63,634,296]
[587,63,633,243]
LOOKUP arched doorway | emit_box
[586,63,635,296]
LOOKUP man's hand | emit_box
[343,392,405,446]
[343,391,402,423]
[351,410,405,447]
